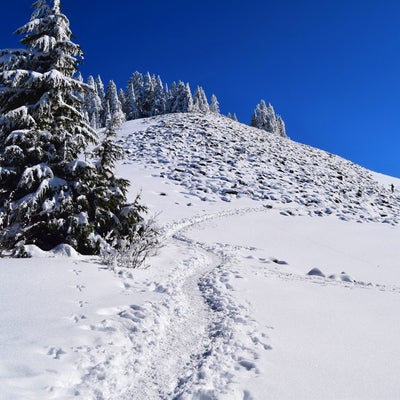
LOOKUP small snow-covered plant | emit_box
[101,216,161,269]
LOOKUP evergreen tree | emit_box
[141,72,155,117]
[125,81,139,120]
[276,115,286,138]
[126,71,144,117]
[95,74,106,126]
[209,94,220,113]
[165,81,177,113]
[227,112,238,121]
[91,110,145,244]
[153,75,166,116]
[0,0,143,255]
[85,75,102,129]
[251,99,287,138]
[118,88,128,117]
[193,86,209,113]
[171,81,193,113]
[105,80,125,127]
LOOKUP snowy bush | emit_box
[101,216,161,269]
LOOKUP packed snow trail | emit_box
[120,206,274,399]
[119,243,213,399]
[69,206,273,399]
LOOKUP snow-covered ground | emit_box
[1,113,400,399]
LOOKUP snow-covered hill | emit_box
[1,113,400,399]
[119,112,400,224]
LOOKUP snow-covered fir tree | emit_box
[165,81,177,113]
[95,74,106,126]
[85,69,223,121]
[85,75,103,129]
[227,112,238,121]
[0,0,144,255]
[276,115,286,138]
[118,88,129,117]
[251,100,287,138]
[171,81,193,113]
[126,71,144,118]
[105,80,125,127]
[125,80,139,120]
[153,75,166,116]
[91,108,145,245]
[193,86,209,113]
[141,72,155,117]
[209,94,220,113]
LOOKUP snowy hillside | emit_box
[1,113,400,399]
[120,113,400,224]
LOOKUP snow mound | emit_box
[23,244,51,258]
[328,272,355,283]
[118,113,400,224]
[51,244,80,258]
[307,267,326,277]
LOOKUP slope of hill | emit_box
[1,113,400,399]
[119,112,400,224]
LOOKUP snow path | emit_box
[72,205,400,399]
[119,244,212,399]
[69,206,273,399]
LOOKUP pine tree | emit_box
[105,80,125,127]
[85,75,102,129]
[227,112,238,121]
[126,71,144,117]
[171,81,193,113]
[141,72,155,117]
[193,86,209,113]
[95,75,106,126]
[276,115,287,138]
[251,100,287,138]
[165,81,177,113]
[91,111,145,245]
[153,75,166,116]
[0,0,144,255]
[125,81,139,120]
[209,94,220,113]
[118,88,128,117]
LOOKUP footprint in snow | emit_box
[72,269,81,276]
[70,314,87,323]
[47,347,66,359]
[238,358,258,372]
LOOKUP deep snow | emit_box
[1,113,400,399]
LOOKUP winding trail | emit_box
[118,206,271,399]
[70,205,400,399]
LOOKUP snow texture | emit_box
[119,113,399,225]
[1,113,400,399]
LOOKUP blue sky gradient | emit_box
[1,0,400,177]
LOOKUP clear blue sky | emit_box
[2,0,400,177]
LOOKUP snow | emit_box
[1,113,400,399]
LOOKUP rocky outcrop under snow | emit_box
[118,113,400,224]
